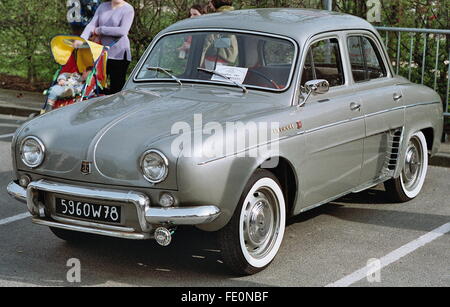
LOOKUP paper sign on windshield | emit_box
[211,65,248,84]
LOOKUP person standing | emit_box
[208,0,234,12]
[78,0,135,94]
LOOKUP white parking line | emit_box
[326,222,450,287]
[0,212,31,226]
[0,133,15,139]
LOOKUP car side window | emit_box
[301,38,345,87]
[347,36,387,82]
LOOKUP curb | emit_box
[0,105,40,117]
[430,153,450,168]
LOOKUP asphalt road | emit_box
[0,115,449,287]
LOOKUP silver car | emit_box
[7,9,443,275]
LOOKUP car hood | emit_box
[16,86,283,188]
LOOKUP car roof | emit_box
[162,8,377,42]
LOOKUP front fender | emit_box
[177,147,298,231]
[177,155,257,231]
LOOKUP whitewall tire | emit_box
[218,169,286,275]
[385,131,428,202]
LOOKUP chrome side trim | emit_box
[32,217,151,240]
[197,115,366,165]
[26,180,152,232]
[364,106,405,118]
[405,101,441,108]
[6,181,27,203]
[305,115,365,134]
[197,101,440,166]
[145,206,221,225]
[197,135,290,165]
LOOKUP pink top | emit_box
[81,1,134,61]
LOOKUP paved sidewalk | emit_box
[430,141,450,168]
[0,88,42,117]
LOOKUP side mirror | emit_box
[305,79,329,94]
[299,79,330,107]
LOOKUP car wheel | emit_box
[218,169,286,275]
[384,131,428,202]
[49,227,93,242]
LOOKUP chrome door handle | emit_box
[393,93,403,101]
[350,102,361,111]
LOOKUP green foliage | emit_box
[0,0,70,83]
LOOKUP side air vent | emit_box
[386,128,403,172]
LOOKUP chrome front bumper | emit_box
[7,180,221,240]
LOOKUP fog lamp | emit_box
[159,193,175,208]
[19,175,31,188]
[154,227,172,246]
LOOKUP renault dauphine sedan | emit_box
[7,9,443,275]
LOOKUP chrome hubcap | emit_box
[401,137,423,191]
[248,201,272,245]
[243,187,280,259]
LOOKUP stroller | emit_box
[42,35,108,113]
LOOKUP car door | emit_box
[345,33,405,185]
[299,35,365,209]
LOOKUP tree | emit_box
[0,0,68,83]
[0,0,447,102]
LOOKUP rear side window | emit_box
[301,38,345,87]
[347,36,387,82]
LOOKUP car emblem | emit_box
[81,161,92,175]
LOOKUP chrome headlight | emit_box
[20,136,45,168]
[140,149,168,183]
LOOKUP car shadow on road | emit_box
[288,186,450,233]
[286,187,391,226]
[0,224,276,287]
[60,227,242,285]
[336,187,392,204]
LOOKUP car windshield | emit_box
[135,31,297,91]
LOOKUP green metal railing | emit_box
[375,26,450,118]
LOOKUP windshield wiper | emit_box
[197,67,248,94]
[147,66,182,86]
